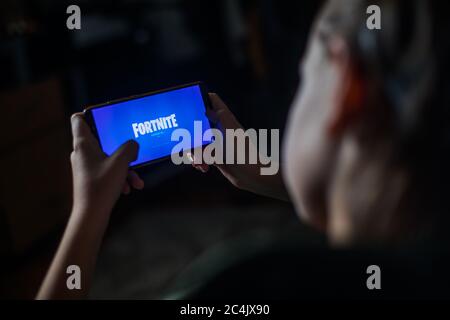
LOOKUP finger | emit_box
[186,152,194,163]
[128,170,144,190]
[205,107,219,124]
[193,163,209,173]
[199,165,210,173]
[208,93,242,130]
[190,161,207,172]
[70,113,97,150]
[186,151,208,172]
[186,152,209,166]
[111,140,139,168]
[208,93,230,113]
[122,182,131,195]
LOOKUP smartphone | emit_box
[84,82,213,168]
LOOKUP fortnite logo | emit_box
[132,114,178,138]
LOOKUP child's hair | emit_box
[321,0,450,231]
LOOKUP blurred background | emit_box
[0,0,325,298]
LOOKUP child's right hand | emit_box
[190,93,288,201]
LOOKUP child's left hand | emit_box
[70,113,144,219]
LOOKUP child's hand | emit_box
[189,93,287,201]
[37,114,144,299]
[70,113,144,218]
[190,93,246,186]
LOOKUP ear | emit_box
[327,36,366,137]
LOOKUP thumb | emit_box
[208,93,242,130]
[110,140,139,167]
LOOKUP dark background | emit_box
[0,0,324,298]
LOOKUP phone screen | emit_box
[87,83,212,167]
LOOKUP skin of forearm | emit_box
[36,206,110,300]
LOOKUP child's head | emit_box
[283,0,450,245]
